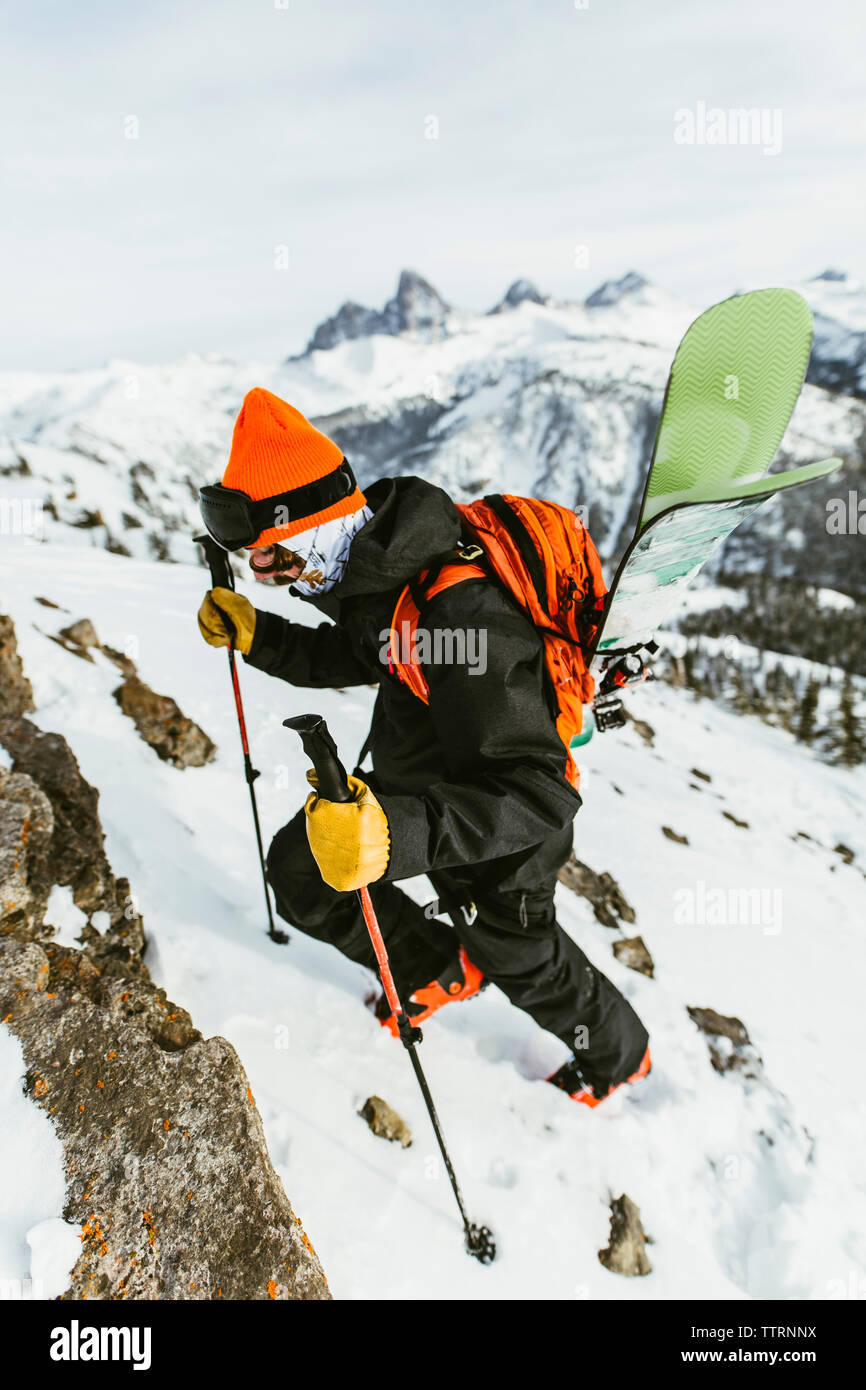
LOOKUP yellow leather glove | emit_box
[197,587,257,656]
[304,770,390,892]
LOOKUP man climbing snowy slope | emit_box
[197,387,650,1106]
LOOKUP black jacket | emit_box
[244,476,581,894]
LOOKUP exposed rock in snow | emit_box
[612,935,655,978]
[598,1193,652,1277]
[58,618,100,651]
[687,1006,761,1077]
[112,675,216,769]
[661,825,689,845]
[360,1095,412,1149]
[557,854,636,929]
[623,706,655,745]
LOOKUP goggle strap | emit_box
[200,458,356,547]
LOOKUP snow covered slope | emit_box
[2,544,864,1300]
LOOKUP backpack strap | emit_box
[389,547,489,702]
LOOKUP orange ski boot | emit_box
[548,1044,652,1108]
[376,947,486,1038]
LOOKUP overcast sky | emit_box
[2,0,864,370]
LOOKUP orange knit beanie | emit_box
[222,388,366,546]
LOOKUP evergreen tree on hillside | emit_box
[827,674,866,767]
[796,677,821,745]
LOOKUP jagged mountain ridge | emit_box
[1,268,864,597]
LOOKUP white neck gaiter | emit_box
[288,502,374,596]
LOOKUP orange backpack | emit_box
[387,494,608,789]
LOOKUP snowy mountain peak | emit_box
[489,278,549,313]
[585,270,650,308]
[384,268,451,338]
[302,269,451,355]
[810,268,849,283]
[305,300,382,354]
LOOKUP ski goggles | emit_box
[198,458,357,551]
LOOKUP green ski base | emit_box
[570,287,844,749]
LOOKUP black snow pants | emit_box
[266,807,649,1092]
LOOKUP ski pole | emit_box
[194,533,288,946]
[284,712,496,1265]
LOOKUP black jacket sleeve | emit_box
[243,608,372,688]
[376,581,582,881]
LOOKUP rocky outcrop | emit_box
[0,613,35,715]
[39,612,214,766]
[598,1193,652,1277]
[112,676,216,769]
[557,854,636,929]
[0,767,54,938]
[0,621,329,1300]
[0,936,329,1299]
[0,716,120,925]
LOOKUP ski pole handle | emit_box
[284,714,352,803]
[194,532,235,592]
